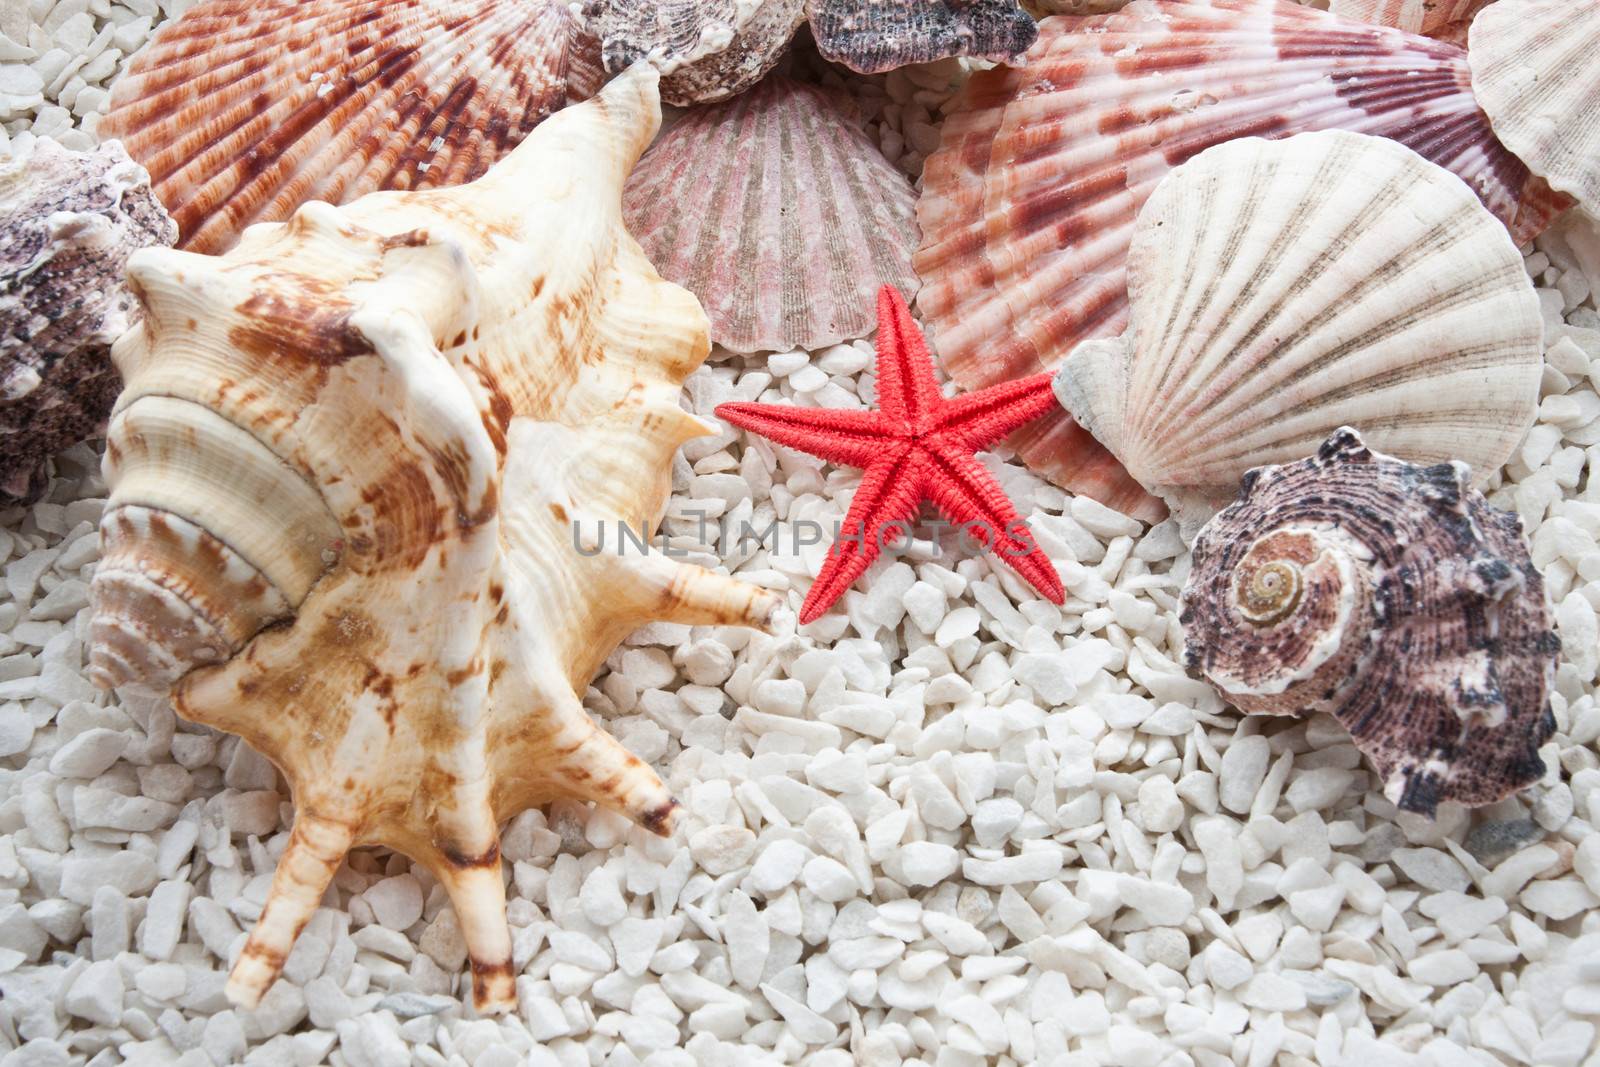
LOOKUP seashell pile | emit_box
[0,136,176,506]
[1181,428,1559,817]
[623,76,920,353]
[1468,0,1600,212]
[87,66,780,1015]
[98,0,603,255]
[915,0,1570,517]
[1051,131,1544,531]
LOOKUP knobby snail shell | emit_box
[1182,428,1558,817]
[87,66,781,1015]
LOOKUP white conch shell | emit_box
[88,66,780,1015]
[1469,0,1600,210]
[1051,131,1543,533]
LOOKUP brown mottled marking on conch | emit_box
[805,0,1038,73]
[916,0,1571,521]
[1182,428,1558,816]
[0,137,176,504]
[100,0,602,255]
[1051,131,1544,533]
[1470,0,1600,209]
[88,67,780,1016]
[583,0,805,106]
[623,76,919,352]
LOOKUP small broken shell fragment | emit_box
[1182,428,1558,817]
[0,136,177,504]
[584,0,805,105]
[916,0,1570,521]
[624,76,919,352]
[806,0,1038,73]
[101,0,603,254]
[1051,131,1543,533]
[89,66,780,1016]
[1470,0,1600,209]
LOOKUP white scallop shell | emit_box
[1051,131,1544,532]
[1470,0,1600,209]
[101,0,602,254]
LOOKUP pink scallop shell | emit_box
[914,0,1573,522]
[102,0,602,255]
[624,76,919,353]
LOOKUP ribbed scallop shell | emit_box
[915,0,1571,521]
[0,137,176,504]
[1052,131,1543,532]
[806,0,1038,73]
[1328,0,1490,38]
[1182,428,1558,816]
[1470,0,1600,209]
[99,0,603,255]
[624,76,919,352]
[89,68,779,1017]
[584,0,805,105]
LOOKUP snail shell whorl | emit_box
[1204,525,1374,715]
[1183,428,1558,815]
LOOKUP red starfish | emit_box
[716,286,1065,624]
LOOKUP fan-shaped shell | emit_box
[1182,428,1558,816]
[915,0,1571,520]
[624,76,919,352]
[1051,131,1543,532]
[1328,0,1490,38]
[1470,0,1600,209]
[99,0,603,255]
[0,137,176,504]
[806,0,1038,73]
[88,67,780,1017]
[584,0,805,105]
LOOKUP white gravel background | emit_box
[5,3,1600,1066]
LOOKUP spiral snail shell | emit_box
[87,66,780,1015]
[1182,429,1558,816]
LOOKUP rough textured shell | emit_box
[584,0,805,105]
[1182,428,1558,816]
[624,77,919,352]
[1470,0,1600,209]
[0,136,176,504]
[806,0,1038,73]
[89,67,779,1017]
[1051,131,1543,531]
[1328,0,1489,37]
[100,0,603,255]
[915,0,1570,520]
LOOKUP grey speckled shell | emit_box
[807,0,1037,73]
[584,0,805,105]
[0,137,176,505]
[1181,428,1558,817]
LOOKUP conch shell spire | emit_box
[89,65,781,1015]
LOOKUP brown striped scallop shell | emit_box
[1328,0,1491,40]
[100,0,602,255]
[1183,428,1558,817]
[1051,131,1544,533]
[915,0,1572,522]
[623,76,919,352]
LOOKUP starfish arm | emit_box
[923,439,1065,604]
[801,447,924,623]
[935,372,1060,453]
[715,401,886,469]
[873,286,945,432]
